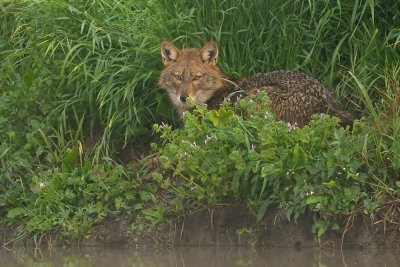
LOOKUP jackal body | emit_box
[159,41,355,126]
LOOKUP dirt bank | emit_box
[1,204,399,248]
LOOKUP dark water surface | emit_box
[1,246,399,267]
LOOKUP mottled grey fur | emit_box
[206,70,356,127]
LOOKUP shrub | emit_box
[153,93,400,236]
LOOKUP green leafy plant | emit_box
[153,92,399,235]
[1,0,399,243]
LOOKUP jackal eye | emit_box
[174,75,182,80]
[193,75,201,80]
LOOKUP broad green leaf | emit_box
[139,190,155,202]
[7,207,26,219]
[260,164,275,178]
[291,143,307,170]
[256,200,270,221]
[306,195,325,205]
[331,223,340,231]
[209,108,233,127]
[323,181,336,188]
[62,147,79,173]
[315,220,329,238]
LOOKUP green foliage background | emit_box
[0,0,399,243]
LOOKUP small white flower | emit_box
[287,122,297,132]
[204,134,214,144]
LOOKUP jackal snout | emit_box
[179,93,188,103]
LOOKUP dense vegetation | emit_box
[0,0,399,244]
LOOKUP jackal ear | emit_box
[199,41,218,65]
[161,41,180,66]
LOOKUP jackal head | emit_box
[159,41,226,114]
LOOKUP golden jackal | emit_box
[159,41,355,127]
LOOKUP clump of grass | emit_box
[1,1,165,151]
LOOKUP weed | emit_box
[153,93,399,236]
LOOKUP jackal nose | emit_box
[180,94,188,103]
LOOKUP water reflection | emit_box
[1,246,399,267]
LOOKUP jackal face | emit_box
[159,41,225,113]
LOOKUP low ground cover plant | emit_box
[153,92,400,237]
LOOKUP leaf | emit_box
[260,163,275,178]
[349,71,379,122]
[391,140,400,172]
[0,147,10,159]
[315,220,329,238]
[232,172,240,195]
[7,207,26,219]
[133,125,150,136]
[259,177,268,198]
[306,195,325,205]
[62,147,79,173]
[363,198,378,213]
[331,223,340,231]
[142,204,165,223]
[323,180,336,188]
[291,143,307,170]
[139,190,155,202]
[256,200,270,221]
[209,108,233,127]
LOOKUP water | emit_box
[1,246,399,267]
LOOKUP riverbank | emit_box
[2,204,399,248]
[1,0,399,252]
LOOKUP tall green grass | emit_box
[1,1,165,151]
[1,0,398,149]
